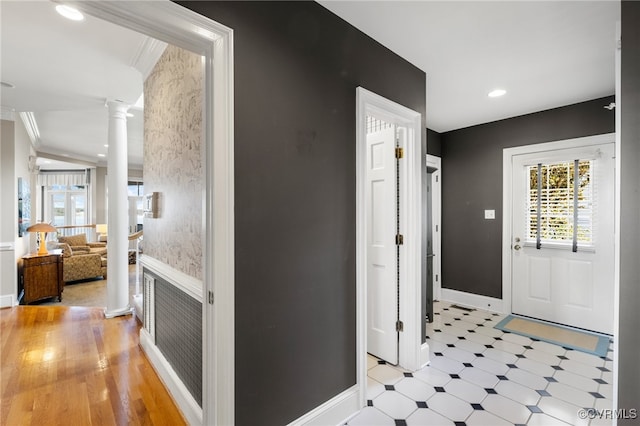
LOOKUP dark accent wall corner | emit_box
[618,1,640,420]
[440,96,615,299]
[175,2,426,425]
[427,128,442,157]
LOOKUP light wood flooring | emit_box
[1,306,186,425]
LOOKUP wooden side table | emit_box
[19,251,64,304]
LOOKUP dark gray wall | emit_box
[618,1,640,420]
[176,2,426,425]
[440,96,615,298]
[427,128,442,157]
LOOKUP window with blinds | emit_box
[526,160,594,250]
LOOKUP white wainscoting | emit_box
[139,254,203,303]
[139,329,203,426]
[138,254,203,425]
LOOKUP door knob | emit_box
[514,244,521,251]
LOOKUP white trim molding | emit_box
[139,254,203,303]
[140,329,203,426]
[287,385,361,426]
[66,2,235,425]
[356,87,424,409]
[19,112,40,147]
[502,133,616,316]
[440,288,504,314]
[0,294,16,308]
[426,155,442,302]
[129,36,168,81]
[0,106,15,121]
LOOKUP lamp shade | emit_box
[26,223,56,233]
[95,224,108,234]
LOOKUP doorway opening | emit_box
[426,154,441,325]
[356,87,427,406]
[70,2,234,425]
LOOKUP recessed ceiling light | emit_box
[98,154,106,157]
[126,112,134,118]
[55,5,84,21]
[1,81,15,88]
[488,89,506,98]
[104,144,109,148]
[44,160,51,164]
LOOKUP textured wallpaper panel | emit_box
[143,45,203,280]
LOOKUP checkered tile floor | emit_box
[347,301,613,425]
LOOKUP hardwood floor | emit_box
[1,306,186,426]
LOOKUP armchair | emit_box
[56,243,107,282]
[58,233,107,256]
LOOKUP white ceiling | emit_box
[320,1,620,132]
[0,0,163,169]
[1,1,620,171]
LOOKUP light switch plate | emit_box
[484,209,495,219]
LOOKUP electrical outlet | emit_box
[484,209,495,219]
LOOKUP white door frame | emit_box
[426,154,442,301]
[356,87,425,406]
[68,2,234,425]
[502,133,615,316]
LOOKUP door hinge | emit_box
[435,225,439,232]
[435,274,439,282]
[208,290,214,305]
[435,175,439,183]
[396,320,404,332]
[396,234,404,245]
[395,147,404,159]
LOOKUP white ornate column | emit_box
[105,101,132,318]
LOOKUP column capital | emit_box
[107,100,130,118]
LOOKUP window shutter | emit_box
[526,159,595,249]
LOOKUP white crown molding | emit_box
[129,36,168,82]
[19,112,40,147]
[1,107,15,121]
[36,150,97,168]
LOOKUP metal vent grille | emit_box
[153,274,203,407]
[143,272,155,340]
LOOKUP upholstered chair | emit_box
[56,243,107,282]
[58,233,107,256]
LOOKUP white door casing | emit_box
[426,155,442,301]
[68,2,235,425]
[356,87,425,408]
[508,139,615,334]
[366,125,398,364]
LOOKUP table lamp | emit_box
[95,223,108,242]
[26,223,57,255]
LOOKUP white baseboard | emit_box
[420,342,431,369]
[440,288,505,314]
[287,385,361,426]
[132,294,143,322]
[0,294,15,308]
[139,329,203,426]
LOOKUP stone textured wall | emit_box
[143,45,203,280]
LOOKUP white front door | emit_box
[366,125,398,364]
[511,143,615,334]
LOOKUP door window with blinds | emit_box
[526,159,595,251]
